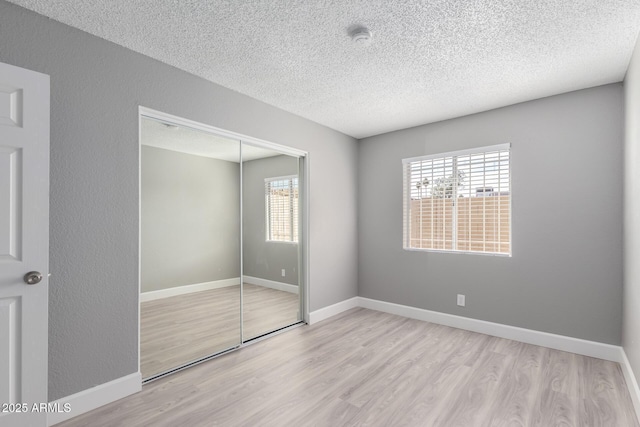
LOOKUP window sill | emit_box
[266,240,299,245]
[403,247,511,257]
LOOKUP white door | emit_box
[0,62,50,427]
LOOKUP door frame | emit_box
[137,106,310,378]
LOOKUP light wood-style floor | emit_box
[141,283,300,379]
[65,308,638,426]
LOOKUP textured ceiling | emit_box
[8,0,640,138]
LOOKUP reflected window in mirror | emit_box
[265,175,298,243]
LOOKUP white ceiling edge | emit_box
[7,0,640,139]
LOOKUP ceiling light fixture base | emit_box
[349,26,373,45]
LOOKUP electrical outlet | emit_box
[281,269,286,277]
[457,294,466,307]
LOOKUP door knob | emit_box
[24,271,43,285]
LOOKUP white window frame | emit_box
[402,143,511,256]
[265,175,299,244]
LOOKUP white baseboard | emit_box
[620,349,640,423]
[48,372,141,426]
[357,297,622,362]
[243,275,298,294]
[140,278,240,302]
[308,297,359,324]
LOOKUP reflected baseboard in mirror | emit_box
[140,283,299,379]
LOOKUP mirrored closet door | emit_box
[139,113,305,382]
[140,117,242,380]
[242,144,302,340]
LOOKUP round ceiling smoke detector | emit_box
[349,26,372,45]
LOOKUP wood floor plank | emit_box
[529,348,582,427]
[486,343,545,427]
[208,317,415,425]
[59,308,639,427]
[431,350,511,426]
[340,321,442,410]
[344,325,461,426]
[577,356,638,427]
[394,350,474,426]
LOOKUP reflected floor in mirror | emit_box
[140,283,299,379]
[242,282,301,341]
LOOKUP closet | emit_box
[139,110,306,381]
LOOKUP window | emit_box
[402,144,511,255]
[265,176,299,243]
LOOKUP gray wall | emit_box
[243,155,299,285]
[358,84,624,345]
[0,1,358,401]
[624,35,640,387]
[141,146,240,293]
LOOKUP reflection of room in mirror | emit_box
[242,147,302,341]
[140,117,242,380]
[140,117,303,381]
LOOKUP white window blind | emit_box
[265,175,299,243]
[402,144,511,255]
